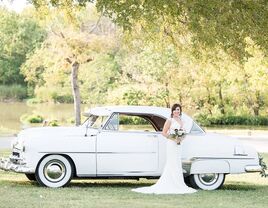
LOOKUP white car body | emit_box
[0,106,262,189]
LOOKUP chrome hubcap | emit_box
[44,160,66,182]
[198,173,218,186]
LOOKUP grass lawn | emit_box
[0,150,267,208]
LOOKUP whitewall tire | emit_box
[189,173,225,190]
[35,155,74,188]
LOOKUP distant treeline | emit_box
[195,114,268,126]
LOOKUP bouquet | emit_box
[168,128,186,145]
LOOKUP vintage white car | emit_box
[0,106,262,190]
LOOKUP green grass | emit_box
[0,150,268,208]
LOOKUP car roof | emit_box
[84,105,169,117]
[84,105,193,118]
[84,105,194,133]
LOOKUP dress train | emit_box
[132,139,197,194]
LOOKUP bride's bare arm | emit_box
[162,119,171,138]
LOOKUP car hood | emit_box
[16,126,98,142]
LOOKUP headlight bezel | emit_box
[12,140,26,152]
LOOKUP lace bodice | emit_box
[169,118,182,134]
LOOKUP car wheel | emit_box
[35,155,74,188]
[189,173,225,190]
[25,173,36,181]
[184,176,191,186]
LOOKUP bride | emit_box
[132,103,197,194]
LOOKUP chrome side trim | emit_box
[39,152,156,154]
[245,165,262,172]
[193,157,255,160]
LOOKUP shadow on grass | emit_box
[0,179,155,188]
[1,178,267,192]
[0,180,37,188]
[69,180,154,188]
[222,184,259,191]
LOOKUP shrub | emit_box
[119,116,149,125]
[27,115,44,123]
[49,120,59,126]
[0,84,28,101]
[20,114,44,124]
[67,117,75,124]
[194,114,268,126]
[26,98,43,105]
[51,93,73,103]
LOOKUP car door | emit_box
[96,113,159,175]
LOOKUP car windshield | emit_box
[83,114,109,129]
[190,121,205,134]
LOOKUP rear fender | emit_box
[190,160,230,174]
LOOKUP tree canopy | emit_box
[0,7,46,85]
[29,0,268,60]
[1,1,267,124]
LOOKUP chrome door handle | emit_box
[147,135,157,138]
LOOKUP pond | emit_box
[0,102,89,135]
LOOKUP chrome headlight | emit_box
[12,140,26,152]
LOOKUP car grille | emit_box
[12,152,20,158]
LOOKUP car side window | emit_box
[104,113,156,132]
[119,114,156,132]
[104,113,119,130]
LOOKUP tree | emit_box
[236,38,268,116]
[22,5,118,125]
[27,1,268,118]
[0,7,45,85]
[31,0,268,60]
[95,0,268,59]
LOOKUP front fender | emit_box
[190,160,230,174]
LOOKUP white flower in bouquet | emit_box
[168,128,186,145]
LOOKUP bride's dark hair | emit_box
[171,103,182,117]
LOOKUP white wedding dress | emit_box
[132,118,197,194]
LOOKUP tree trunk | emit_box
[206,87,213,115]
[71,61,81,126]
[218,83,225,115]
[252,91,263,116]
[253,107,259,116]
[164,83,171,108]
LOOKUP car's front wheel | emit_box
[189,173,225,190]
[25,173,36,181]
[35,155,74,188]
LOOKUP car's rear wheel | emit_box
[25,173,36,181]
[189,173,225,190]
[184,176,191,186]
[35,155,74,188]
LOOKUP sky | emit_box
[0,0,29,13]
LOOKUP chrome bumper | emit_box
[0,157,34,173]
[245,165,262,172]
